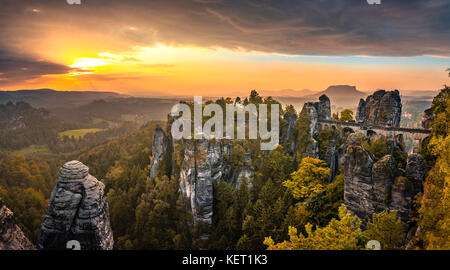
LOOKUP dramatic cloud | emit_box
[0,0,449,57]
[0,50,72,85]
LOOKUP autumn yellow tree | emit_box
[264,205,365,250]
[339,109,354,122]
[364,210,405,250]
[283,157,330,200]
[416,86,450,250]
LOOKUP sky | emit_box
[0,0,449,97]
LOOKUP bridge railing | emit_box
[317,119,431,134]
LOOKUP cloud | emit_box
[0,0,449,57]
[0,50,72,85]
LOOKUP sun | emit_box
[69,57,115,69]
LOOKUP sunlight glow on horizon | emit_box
[4,43,449,96]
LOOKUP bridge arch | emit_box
[367,130,377,137]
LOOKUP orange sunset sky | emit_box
[0,0,449,97]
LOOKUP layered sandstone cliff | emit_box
[38,161,113,250]
[0,199,35,250]
[357,90,402,127]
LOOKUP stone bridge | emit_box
[317,119,431,152]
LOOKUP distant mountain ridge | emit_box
[259,89,317,97]
[0,89,125,109]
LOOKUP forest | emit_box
[0,87,448,250]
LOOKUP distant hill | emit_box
[53,97,178,123]
[302,85,367,109]
[259,89,317,97]
[0,89,125,109]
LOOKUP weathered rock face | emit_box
[371,155,398,212]
[421,108,434,129]
[357,90,402,127]
[0,199,35,250]
[343,136,425,225]
[236,167,254,189]
[38,161,113,250]
[317,94,331,120]
[343,143,375,221]
[282,112,298,155]
[179,140,232,224]
[303,95,331,158]
[324,139,337,182]
[150,124,172,179]
[304,102,319,139]
[404,153,425,194]
[305,94,331,122]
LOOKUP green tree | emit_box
[362,136,388,160]
[339,109,354,122]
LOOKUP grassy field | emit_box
[58,128,105,139]
[120,114,137,121]
[12,145,54,157]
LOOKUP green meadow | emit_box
[58,128,105,139]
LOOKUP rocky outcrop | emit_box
[404,153,425,194]
[179,140,232,224]
[357,90,402,127]
[343,142,376,221]
[343,134,424,224]
[282,112,298,155]
[150,124,172,179]
[303,95,331,158]
[0,199,35,250]
[236,168,254,189]
[305,94,331,122]
[421,108,434,129]
[324,139,337,182]
[38,161,113,250]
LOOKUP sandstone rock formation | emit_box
[356,90,402,127]
[343,142,376,221]
[282,112,298,155]
[305,94,331,122]
[236,167,254,189]
[150,124,172,179]
[38,161,113,250]
[303,94,331,158]
[421,107,434,129]
[324,139,337,182]
[179,140,232,224]
[343,135,425,225]
[0,199,35,250]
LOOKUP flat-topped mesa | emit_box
[357,90,402,127]
[0,199,35,250]
[38,160,113,250]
